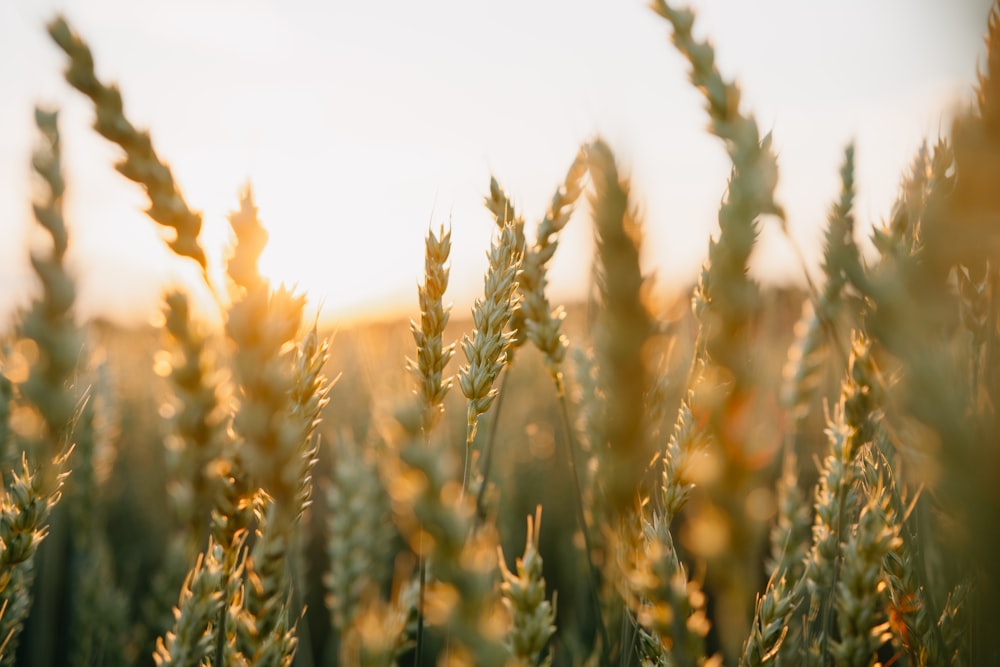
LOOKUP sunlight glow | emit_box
[0,0,991,327]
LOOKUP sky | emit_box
[0,0,992,327]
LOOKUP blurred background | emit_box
[0,0,992,326]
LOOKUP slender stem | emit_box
[462,436,472,499]
[213,605,226,667]
[415,536,426,667]
[474,370,509,522]
[555,390,610,661]
[416,426,431,667]
[289,533,315,667]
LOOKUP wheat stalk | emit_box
[499,507,557,666]
[520,148,589,387]
[0,452,71,664]
[781,144,858,425]
[458,222,522,493]
[739,572,796,667]
[829,486,900,667]
[65,361,129,666]
[408,225,456,436]
[20,108,81,463]
[652,0,781,383]
[237,496,299,665]
[162,290,228,552]
[800,333,880,659]
[0,107,79,666]
[387,438,509,667]
[587,138,655,518]
[624,512,717,667]
[47,17,209,274]
[154,542,226,667]
[325,435,395,634]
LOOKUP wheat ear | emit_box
[802,333,880,656]
[587,138,654,518]
[162,290,227,552]
[325,435,395,635]
[153,542,226,667]
[47,17,209,274]
[625,513,717,667]
[21,108,81,463]
[499,507,557,666]
[408,225,456,436]
[830,485,901,667]
[0,452,71,664]
[520,148,589,388]
[458,222,522,493]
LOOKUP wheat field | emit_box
[1,2,998,666]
